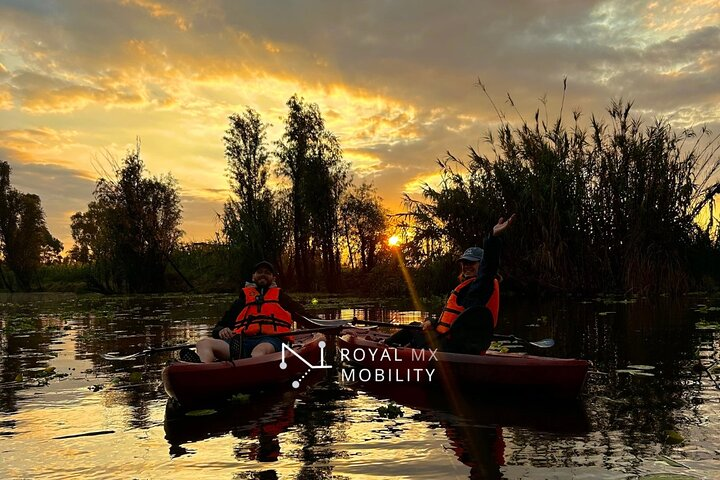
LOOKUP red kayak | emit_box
[338,331,589,399]
[162,333,327,408]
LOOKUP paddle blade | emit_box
[529,338,555,348]
[300,316,352,328]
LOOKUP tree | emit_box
[340,183,388,271]
[221,109,287,275]
[70,147,183,292]
[275,95,349,290]
[0,160,63,289]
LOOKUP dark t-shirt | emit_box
[212,288,307,338]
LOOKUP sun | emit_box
[388,235,400,247]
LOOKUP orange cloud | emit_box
[119,0,190,31]
[344,149,383,176]
[0,87,12,110]
[643,0,720,33]
[21,84,144,113]
[403,172,444,196]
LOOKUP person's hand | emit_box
[492,213,516,236]
[218,327,233,340]
[422,320,433,331]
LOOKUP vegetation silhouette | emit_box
[0,160,62,290]
[403,86,720,294]
[69,145,182,293]
[5,88,719,296]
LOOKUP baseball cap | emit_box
[458,247,484,263]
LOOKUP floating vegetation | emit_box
[662,429,685,445]
[618,364,656,377]
[377,403,403,419]
[617,369,655,377]
[185,409,217,417]
[639,474,698,480]
[695,321,720,331]
[2,316,39,334]
[488,341,510,353]
[228,393,251,404]
[627,365,655,371]
[594,295,638,305]
[693,305,720,314]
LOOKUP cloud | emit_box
[0,86,12,110]
[0,0,718,245]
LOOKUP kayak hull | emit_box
[162,333,326,407]
[338,331,589,399]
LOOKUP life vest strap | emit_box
[442,307,463,315]
[235,316,292,329]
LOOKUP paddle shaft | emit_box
[350,319,554,348]
[351,318,423,329]
[103,325,340,360]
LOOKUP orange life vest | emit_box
[233,287,294,340]
[436,277,500,335]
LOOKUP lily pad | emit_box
[185,409,218,417]
[695,321,720,330]
[378,403,403,419]
[228,393,251,404]
[639,475,697,480]
[627,364,656,370]
[663,429,684,444]
[617,369,655,377]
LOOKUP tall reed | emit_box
[404,97,720,294]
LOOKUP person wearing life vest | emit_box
[386,214,515,352]
[422,215,515,343]
[188,261,307,363]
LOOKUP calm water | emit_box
[0,292,718,479]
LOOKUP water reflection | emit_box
[0,292,718,479]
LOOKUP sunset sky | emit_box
[1,0,719,249]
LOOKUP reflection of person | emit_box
[444,423,505,479]
[388,215,515,353]
[184,261,306,363]
[241,400,295,463]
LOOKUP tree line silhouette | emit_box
[1,93,718,295]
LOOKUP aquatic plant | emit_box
[403,83,720,294]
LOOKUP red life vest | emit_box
[233,287,294,340]
[436,277,500,334]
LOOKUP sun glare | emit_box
[388,235,400,247]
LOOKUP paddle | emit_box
[348,318,555,349]
[303,315,555,349]
[300,315,355,328]
[491,334,555,349]
[101,325,343,361]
